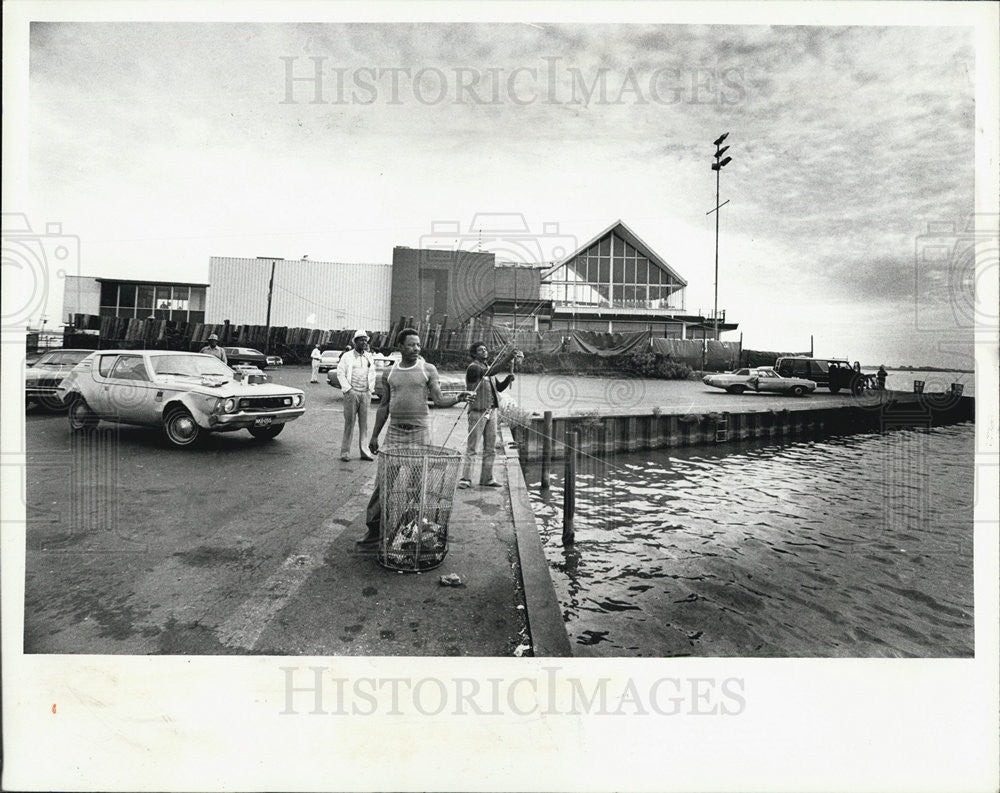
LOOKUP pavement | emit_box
[495,372,971,416]
[22,365,530,656]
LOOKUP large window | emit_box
[95,282,204,321]
[544,232,683,309]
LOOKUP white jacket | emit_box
[336,350,377,393]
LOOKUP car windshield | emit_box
[151,354,233,377]
[35,350,90,366]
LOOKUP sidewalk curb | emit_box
[500,424,573,657]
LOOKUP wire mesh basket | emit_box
[378,443,463,571]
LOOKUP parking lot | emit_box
[22,365,528,655]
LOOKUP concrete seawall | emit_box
[508,392,975,462]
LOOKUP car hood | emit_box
[26,367,71,382]
[150,374,302,396]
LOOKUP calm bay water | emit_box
[522,423,975,657]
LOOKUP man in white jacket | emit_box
[336,330,376,461]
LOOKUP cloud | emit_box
[27,22,977,366]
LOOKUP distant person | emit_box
[458,341,516,489]
[310,344,321,383]
[336,330,376,462]
[356,328,472,547]
[877,365,887,390]
[200,333,227,364]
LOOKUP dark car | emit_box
[223,347,268,369]
[774,357,866,394]
[25,348,94,410]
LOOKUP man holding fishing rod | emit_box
[356,328,474,548]
[458,341,522,489]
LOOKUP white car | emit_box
[703,367,777,394]
[58,350,306,447]
[317,349,344,373]
[704,367,816,396]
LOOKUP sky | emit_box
[22,20,983,367]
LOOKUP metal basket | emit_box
[378,443,463,571]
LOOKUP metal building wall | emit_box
[206,257,392,331]
[62,275,101,320]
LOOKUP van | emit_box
[774,357,861,394]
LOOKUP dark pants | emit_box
[365,423,429,535]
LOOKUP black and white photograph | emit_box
[3,1,998,791]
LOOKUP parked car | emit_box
[266,354,283,367]
[25,348,94,411]
[317,349,345,373]
[223,347,269,369]
[703,367,778,395]
[327,355,463,405]
[745,368,816,396]
[774,356,865,394]
[58,350,305,447]
[327,353,396,400]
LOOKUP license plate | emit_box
[253,417,272,427]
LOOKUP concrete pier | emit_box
[508,391,974,462]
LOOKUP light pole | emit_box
[709,132,732,341]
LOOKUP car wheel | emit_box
[163,407,202,447]
[68,396,99,430]
[248,423,284,441]
[727,385,746,394]
[38,393,68,412]
[791,385,807,397]
[850,379,864,396]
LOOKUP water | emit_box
[522,423,975,657]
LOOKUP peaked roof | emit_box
[549,219,688,288]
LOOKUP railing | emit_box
[550,298,687,311]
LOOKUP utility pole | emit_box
[708,132,733,341]
[263,258,277,355]
[513,263,518,337]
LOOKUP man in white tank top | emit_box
[357,328,472,548]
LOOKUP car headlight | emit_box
[223,397,237,413]
[294,394,304,407]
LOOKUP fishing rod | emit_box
[441,296,543,448]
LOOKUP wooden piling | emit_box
[541,411,553,491]
[562,429,577,545]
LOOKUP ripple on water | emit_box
[524,423,974,657]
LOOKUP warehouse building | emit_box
[63,220,732,340]
[391,220,737,338]
[206,256,392,331]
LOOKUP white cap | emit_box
[353,329,369,340]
